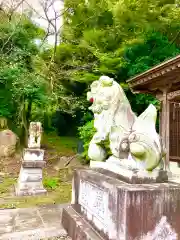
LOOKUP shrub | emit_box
[43,177,59,190]
[78,120,96,164]
[78,119,112,164]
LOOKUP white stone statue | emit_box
[28,122,42,149]
[87,76,137,161]
[87,76,166,171]
[127,104,166,171]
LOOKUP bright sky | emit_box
[24,0,64,44]
[0,0,64,45]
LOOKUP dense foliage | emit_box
[0,0,180,154]
[59,0,180,161]
[0,12,50,142]
[78,120,95,162]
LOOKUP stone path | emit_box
[0,204,70,240]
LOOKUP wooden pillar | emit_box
[159,102,162,136]
[156,91,170,171]
[160,90,170,172]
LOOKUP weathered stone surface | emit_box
[0,205,68,240]
[16,122,46,196]
[15,178,47,196]
[62,206,103,240]
[0,227,67,240]
[16,164,47,196]
[18,167,43,182]
[14,208,44,231]
[90,161,168,184]
[87,76,166,172]
[63,168,180,240]
[38,205,63,228]
[23,148,44,161]
[0,130,18,157]
[22,160,46,168]
[15,185,47,196]
[87,76,136,162]
[28,122,42,149]
[0,210,15,235]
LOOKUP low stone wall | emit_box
[62,168,180,240]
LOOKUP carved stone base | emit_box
[15,184,47,196]
[62,168,180,240]
[23,148,44,161]
[16,148,46,196]
[22,160,46,168]
[90,160,168,184]
[15,166,47,196]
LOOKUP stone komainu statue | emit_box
[87,76,166,171]
[28,122,42,149]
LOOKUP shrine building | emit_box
[127,54,180,170]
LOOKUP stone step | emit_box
[0,226,67,240]
[62,206,104,240]
[0,204,70,240]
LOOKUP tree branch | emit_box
[8,0,25,20]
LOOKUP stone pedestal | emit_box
[90,160,168,184]
[62,168,180,240]
[15,148,47,196]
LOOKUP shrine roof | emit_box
[127,54,180,93]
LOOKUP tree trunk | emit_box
[26,98,32,127]
[24,98,33,146]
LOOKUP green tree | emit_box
[0,11,49,143]
[57,0,180,160]
[58,0,180,84]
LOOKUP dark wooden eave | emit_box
[127,54,180,97]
